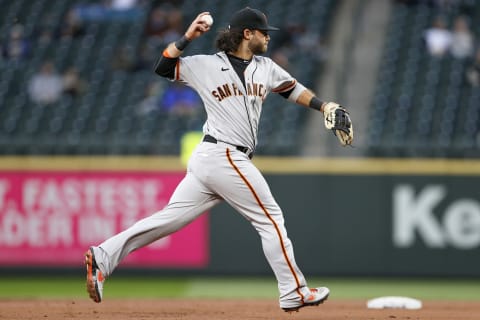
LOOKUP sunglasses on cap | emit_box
[255,29,269,36]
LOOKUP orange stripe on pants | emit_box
[226,148,304,303]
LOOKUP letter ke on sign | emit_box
[393,184,480,249]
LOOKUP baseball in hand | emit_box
[200,14,213,27]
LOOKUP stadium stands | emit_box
[368,0,480,158]
[0,0,336,156]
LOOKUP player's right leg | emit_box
[85,171,221,303]
[212,147,329,311]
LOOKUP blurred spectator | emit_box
[296,28,322,53]
[57,9,86,40]
[63,67,87,97]
[161,8,183,44]
[2,24,30,61]
[397,0,465,10]
[74,0,143,22]
[424,16,452,57]
[269,22,326,75]
[38,28,55,45]
[268,24,300,72]
[450,16,474,59]
[145,6,183,48]
[272,49,291,71]
[430,0,462,11]
[111,45,137,72]
[466,48,480,87]
[272,22,326,60]
[144,6,169,38]
[109,0,138,10]
[270,23,297,52]
[35,14,56,45]
[112,43,156,72]
[135,42,156,71]
[137,81,164,115]
[160,82,201,116]
[28,61,64,105]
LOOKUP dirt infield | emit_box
[1,299,480,320]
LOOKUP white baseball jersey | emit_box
[174,51,297,151]
[92,50,314,310]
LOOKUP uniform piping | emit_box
[226,148,304,302]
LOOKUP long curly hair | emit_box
[215,28,244,53]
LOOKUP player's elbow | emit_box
[153,56,177,78]
[153,60,166,76]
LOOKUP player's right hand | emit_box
[185,12,212,40]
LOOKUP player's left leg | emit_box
[85,171,221,303]
[93,172,221,276]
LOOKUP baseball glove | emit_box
[323,102,354,146]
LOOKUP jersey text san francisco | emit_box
[212,82,266,102]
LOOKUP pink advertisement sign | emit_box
[0,171,209,267]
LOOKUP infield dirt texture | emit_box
[1,277,479,319]
[1,299,480,319]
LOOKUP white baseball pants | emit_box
[92,140,311,308]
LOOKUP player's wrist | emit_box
[174,35,191,51]
[309,96,325,112]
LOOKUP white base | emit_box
[367,296,422,310]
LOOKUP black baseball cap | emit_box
[229,7,279,32]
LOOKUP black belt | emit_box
[203,135,253,159]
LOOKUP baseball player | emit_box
[85,7,353,312]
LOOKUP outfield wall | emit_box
[0,157,478,276]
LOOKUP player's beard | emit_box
[249,38,267,55]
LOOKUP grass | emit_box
[0,276,479,301]
[323,278,480,300]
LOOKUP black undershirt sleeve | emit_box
[153,55,178,79]
[278,87,295,99]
